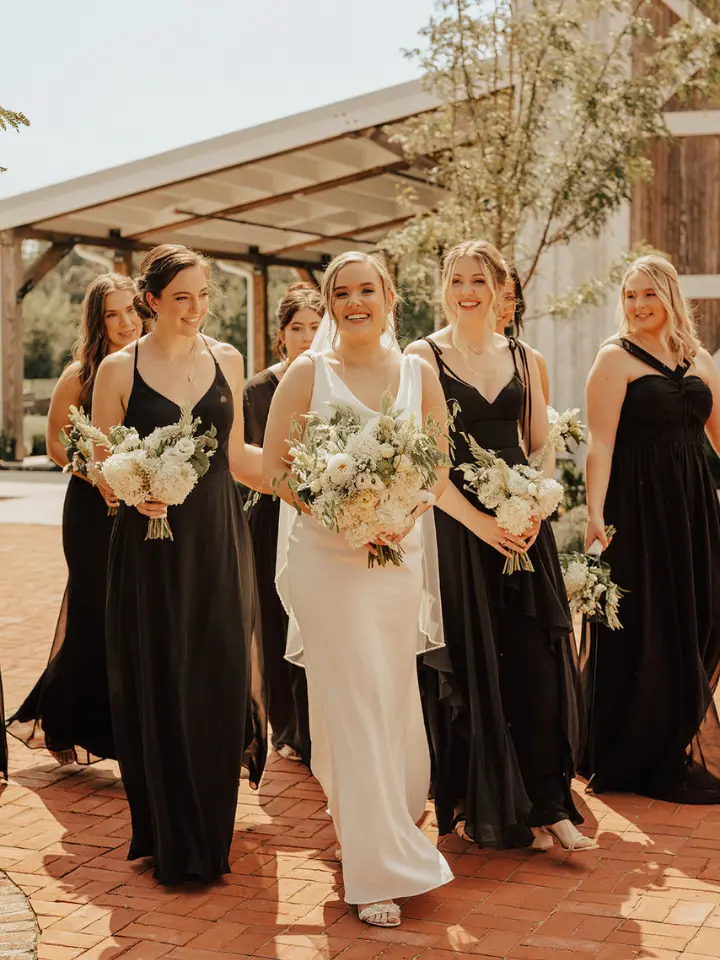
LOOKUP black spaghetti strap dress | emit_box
[7,403,116,765]
[244,369,310,765]
[580,338,720,803]
[422,337,583,846]
[106,341,267,884]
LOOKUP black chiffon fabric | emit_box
[243,369,310,765]
[7,470,116,764]
[106,342,267,884]
[422,337,583,847]
[580,338,720,803]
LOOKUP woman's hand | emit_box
[473,513,528,559]
[584,514,609,553]
[522,515,541,549]
[88,466,119,509]
[136,499,168,518]
[366,514,417,555]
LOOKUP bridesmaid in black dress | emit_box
[92,244,267,884]
[496,265,551,404]
[408,240,595,853]
[582,254,720,803]
[244,282,322,765]
[7,275,141,765]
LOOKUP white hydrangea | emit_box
[496,495,535,536]
[150,460,198,505]
[563,559,590,596]
[102,449,153,506]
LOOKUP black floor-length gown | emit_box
[244,369,310,765]
[107,342,267,884]
[7,472,116,764]
[423,337,583,846]
[580,338,720,803]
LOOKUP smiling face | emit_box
[279,307,322,362]
[103,289,142,352]
[147,264,209,337]
[331,261,393,341]
[448,255,495,328]
[623,270,669,337]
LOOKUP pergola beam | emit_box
[17,240,75,301]
[16,227,327,273]
[361,128,437,172]
[128,160,410,241]
[269,214,417,257]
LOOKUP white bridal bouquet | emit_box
[79,403,218,540]
[560,529,624,630]
[284,390,450,568]
[458,434,564,574]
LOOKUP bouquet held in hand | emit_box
[458,434,564,574]
[285,390,450,568]
[80,402,218,540]
[560,529,624,630]
[61,407,117,516]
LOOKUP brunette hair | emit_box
[134,244,211,322]
[618,255,700,364]
[507,263,526,332]
[440,240,509,350]
[272,282,324,359]
[72,273,137,410]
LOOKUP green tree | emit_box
[1,104,30,172]
[382,0,720,305]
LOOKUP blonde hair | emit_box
[321,251,398,325]
[440,240,509,351]
[619,255,700,364]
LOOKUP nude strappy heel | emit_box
[358,901,401,927]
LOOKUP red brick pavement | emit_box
[3,524,720,960]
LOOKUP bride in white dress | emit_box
[263,251,453,927]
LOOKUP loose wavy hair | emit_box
[440,240,509,350]
[72,273,137,410]
[619,255,700,364]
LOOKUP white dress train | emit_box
[277,352,453,905]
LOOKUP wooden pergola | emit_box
[0,79,443,459]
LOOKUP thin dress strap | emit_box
[133,339,140,372]
[201,334,220,369]
[618,337,689,379]
[507,337,533,455]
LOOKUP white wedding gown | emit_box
[276,352,453,905]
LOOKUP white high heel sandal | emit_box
[542,821,599,853]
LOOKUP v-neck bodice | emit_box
[308,351,420,422]
[124,340,234,474]
[424,338,528,490]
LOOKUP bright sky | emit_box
[0,0,438,199]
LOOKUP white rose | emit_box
[309,478,323,494]
[379,443,395,459]
[356,472,372,489]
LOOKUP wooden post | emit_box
[252,266,268,375]
[0,230,25,461]
[295,267,319,288]
[113,250,134,276]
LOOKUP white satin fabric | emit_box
[274,350,452,904]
